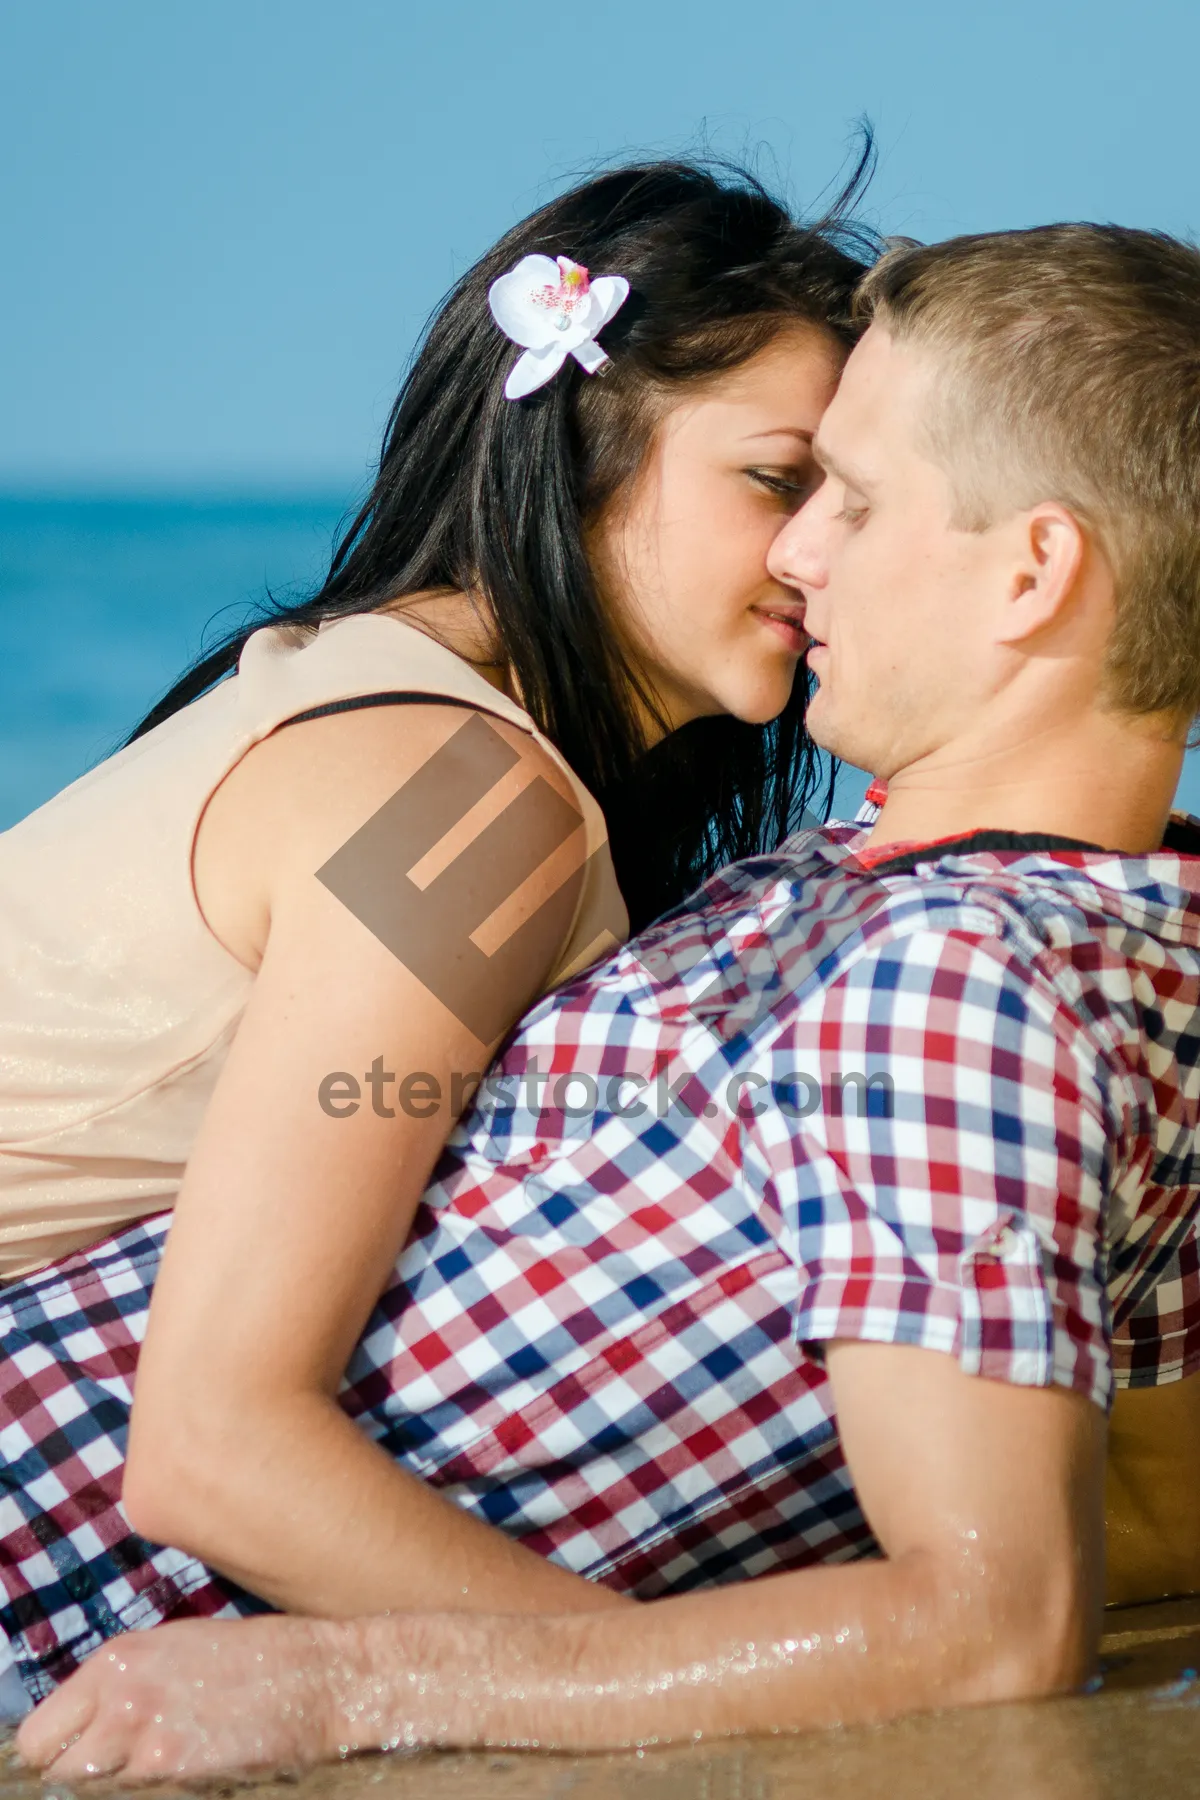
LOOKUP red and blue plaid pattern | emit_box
[3,818,1200,1700]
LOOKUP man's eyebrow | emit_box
[812,438,875,491]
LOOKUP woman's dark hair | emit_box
[131,148,879,928]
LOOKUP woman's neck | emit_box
[376,590,513,698]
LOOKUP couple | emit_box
[2,158,1200,1777]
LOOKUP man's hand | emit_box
[17,1342,1108,1780]
[16,1618,347,1781]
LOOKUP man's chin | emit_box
[805,700,846,761]
[808,719,876,785]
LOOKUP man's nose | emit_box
[767,485,828,591]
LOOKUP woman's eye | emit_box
[747,468,808,505]
[835,503,869,526]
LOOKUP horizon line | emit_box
[0,475,367,505]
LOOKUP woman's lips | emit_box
[754,606,808,655]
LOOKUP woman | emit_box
[0,155,875,1697]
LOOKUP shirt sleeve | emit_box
[744,923,1129,1412]
[1112,1224,1200,1388]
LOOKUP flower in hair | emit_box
[488,255,630,400]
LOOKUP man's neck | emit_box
[863,709,1185,858]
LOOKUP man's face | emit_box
[768,324,1008,780]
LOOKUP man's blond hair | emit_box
[857,225,1200,722]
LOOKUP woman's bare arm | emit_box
[123,702,626,1619]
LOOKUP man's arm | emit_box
[374,1344,1104,1747]
[1106,1372,1200,1604]
[19,1340,1106,1778]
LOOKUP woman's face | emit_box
[589,324,844,737]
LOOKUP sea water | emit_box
[4,492,1195,836]
[0,492,352,830]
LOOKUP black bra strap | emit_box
[274,691,482,731]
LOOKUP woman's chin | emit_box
[666,665,800,730]
[723,672,805,726]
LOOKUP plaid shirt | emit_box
[3,815,1200,1698]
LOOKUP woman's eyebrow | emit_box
[737,426,817,445]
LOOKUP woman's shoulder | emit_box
[200,602,628,981]
[235,606,539,741]
[194,694,593,974]
[255,691,581,842]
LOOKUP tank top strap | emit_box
[234,613,543,747]
[274,692,481,731]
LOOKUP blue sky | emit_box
[2,1,1198,817]
[2,0,1198,485]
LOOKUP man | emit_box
[10,222,1200,1777]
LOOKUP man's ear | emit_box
[998,503,1087,646]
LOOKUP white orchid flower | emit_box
[488,254,631,400]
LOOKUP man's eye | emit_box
[835,503,869,526]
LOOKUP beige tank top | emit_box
[0,612,628,1280]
